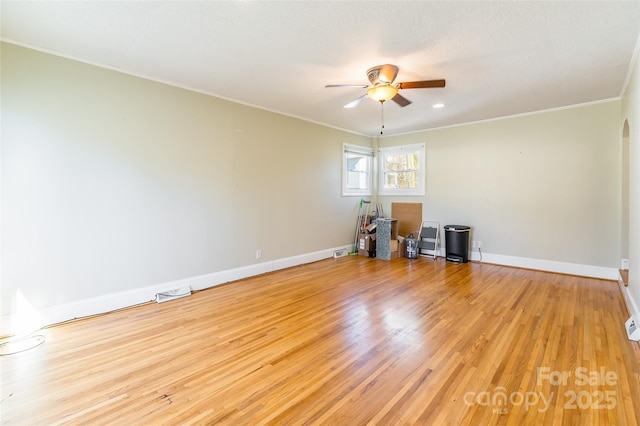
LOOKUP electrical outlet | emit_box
[477,241,483,249]
[256,249,262,259]
[472,240,476,248]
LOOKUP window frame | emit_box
[342,143,374,197]
[378,143,426,196]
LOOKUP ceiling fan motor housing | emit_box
[367,64,399,85]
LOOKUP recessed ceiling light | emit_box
[433,103,445,109]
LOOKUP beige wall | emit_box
[1,43,370,314]
[2,40,634,323]
[621,45,640,315]
[379,101,622,268]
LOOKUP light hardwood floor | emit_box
[2,256,639,425]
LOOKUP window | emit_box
[343,143,373,196]
[378,143,425,196]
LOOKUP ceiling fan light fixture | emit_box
[367,84,398,102]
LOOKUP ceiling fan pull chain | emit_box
[380,102,385,135]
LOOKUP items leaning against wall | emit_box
[357,216,419,260]
[355,202,436,261]
[355,205,403,260]
[356,209,380,258]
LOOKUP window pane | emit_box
[343,145,373,196]
[383,171,419,189]
[383,152,420,189]
[346,153,369,190]
[347,154,368,172]
[378,143,425,196]
[385,153,417,171]
[347,170,368,190]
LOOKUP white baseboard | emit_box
[0,245,351,336]
[468,250,619,280]
[0,245,621,336]
[618,274,640,320]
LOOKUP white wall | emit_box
[1,43,370,328]
[379,101,622,271]
[621,45,640,318]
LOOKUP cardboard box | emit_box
[390,239,399,259]
[358,233,376,256]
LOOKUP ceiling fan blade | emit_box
[325,84,369,88]
[344,94,369,109]
[397,79,446,89]
[392,93,412,107]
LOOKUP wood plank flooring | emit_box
[2,257,640,425]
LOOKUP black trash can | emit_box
[444,225,470,263]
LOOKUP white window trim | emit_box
[378,143,425,196]
[342,143,373,197]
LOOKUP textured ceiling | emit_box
[2,1,639,136]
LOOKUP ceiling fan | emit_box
[326,64,446,109]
